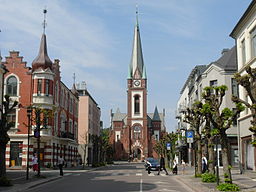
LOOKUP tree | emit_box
[0,95,18,178]
[99,128,113,163]
[183,101,204,176]
[233,66,256,146]
[202,85,244,183]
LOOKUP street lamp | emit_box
[26,106,32,180]
[215,135,220,185]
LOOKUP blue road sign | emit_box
[166,143,171,150]
[186,130,194,138]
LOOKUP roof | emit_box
[230,0,256,38]
[112,108,127,122]
[211,46,237,71]
[152,106,161,121]
[32,34,52,70]
[129,18,146,79]
[180,65,207,94]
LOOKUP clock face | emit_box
[134,80,141,87]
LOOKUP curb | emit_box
[2,166,105,192]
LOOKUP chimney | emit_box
[221,48,229,55]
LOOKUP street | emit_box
[25,163,193,192]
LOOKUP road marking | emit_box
[252,178,256,181]
[136,173,142,176]
[64,173,72,176]
[73,174,80,176]
[140,179,143,192]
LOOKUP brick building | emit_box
[3,30,79,168]
[110,16,166,161]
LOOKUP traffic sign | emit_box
[186,130,194,138]
[166,143,171,150]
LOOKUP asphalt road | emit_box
[25,162,194,192]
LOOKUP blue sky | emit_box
[0,0,252,131]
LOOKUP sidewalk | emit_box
[174,165,256,192]
[0,165,95,192]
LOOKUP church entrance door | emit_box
[133,148,141,160]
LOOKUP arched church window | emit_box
[6,76,17,96]
[133,125,141,139]
[134,95,140,114]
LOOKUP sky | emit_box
[0,0,252,132]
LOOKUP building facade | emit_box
[3,31,79,168]
[230,0,256,171]
[77,81,101,166]
[109,17,166,161]
[176,47,239,167]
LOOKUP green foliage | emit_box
[208,160,213,164]
[228,165,232,169]
[251,139,256,147]
[195,173,202,178]
[221,108,233,118]
[92,162,106,167]
[224,173,229,178]
[211,128,219,136]
[216,183,240,191]
[0,177,12,186]
[201,173,216,183]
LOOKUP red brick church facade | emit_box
[110,17,166,161]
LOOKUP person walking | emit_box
[58,155,65,176]
[32,153,38,174]
[172,159,178,175]
[202,154,208,173]
[158,155,169,175]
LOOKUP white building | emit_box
[176,47,239,167]
[230,0,256,171]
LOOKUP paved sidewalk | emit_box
[174,165,256,192]
[0,165,95,192]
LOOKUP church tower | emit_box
[127,10,148,160]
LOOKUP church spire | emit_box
[32,8,52,71]
[129,6,145,79]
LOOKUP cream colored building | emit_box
[77,82,101,165]
[230,0,256,171]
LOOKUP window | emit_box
[6,76,17,96]
[241,39,246,65]
[210,80,217,87]
[251,27,256,58]
[134,95,140,114]
[7,109,16,127]
[231,78,239,97]
[45,79,50,96]
[37,79,42,95]
[232,108,238,126]
[133,126,141,139]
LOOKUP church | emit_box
[110,14,166,161]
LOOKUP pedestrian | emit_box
[58,155,65,176]
[172,159,178,175]
[202,154,208,173]
[158,155,169,175]
[86,157,90,166]
[181,159,186,174]
[32,153,38,174]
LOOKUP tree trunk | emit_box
[208,137,215,174]
[197,139,202,175]
[220,133,232,183]
[0,142,7,177]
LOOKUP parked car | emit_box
[144,158,160,171]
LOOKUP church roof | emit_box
[112,108,127,122]
[129,14,146,79]
[32,34,52,70]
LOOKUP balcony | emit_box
[60,131,74,140]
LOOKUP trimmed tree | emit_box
[0,95,18,178]
[233,66,256,146]
[183,101,204,176]
[202,85,244,183]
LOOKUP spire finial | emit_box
[136,4,139,25]
[73,73,76,84]
[43,8,47,34]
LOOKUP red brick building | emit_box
[110,17,166,161]
[3,31,79,168]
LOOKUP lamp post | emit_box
[26,106,32,180]
[215,135,220,185]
